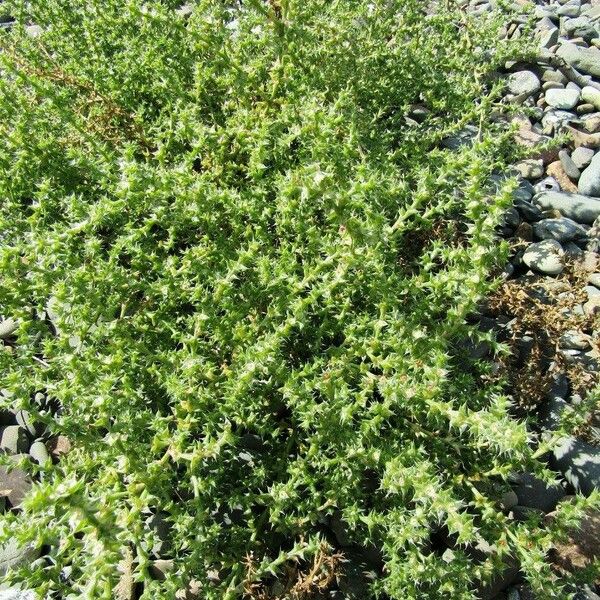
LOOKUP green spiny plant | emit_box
[0,0,596,598]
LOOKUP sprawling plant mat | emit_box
[0,0,597,598]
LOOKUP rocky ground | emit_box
[0,0,599,599]
[461,0,600,598]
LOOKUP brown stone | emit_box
[549,508,600,575]
[0,454,32,508]
[150,559,174,581]
[578,251,600,273]
[515,128,559,164]
[47,435,71,460]
[578,103,597,115]
[515,222,533,241]
[176,580,202,599]
[566,126,600,149]
[546,161,579,193]
[583,114,600,134]
[511,115,532,131]
[542,209,565,219]
[584,297,600,317]
[515,159,544,179]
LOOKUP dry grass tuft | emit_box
[243,545,343,600]
[488,255,599,413]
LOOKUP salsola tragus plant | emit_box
[0,0,597,598]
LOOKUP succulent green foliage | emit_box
[0,0,596,598]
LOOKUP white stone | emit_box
[545,88,581,109]
[523,239,565,275]
[507,70,541,97]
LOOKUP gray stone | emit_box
[578,150,600,196]
[522,239,565,274]
[0,538,38,577]
[538,16,560,48]
[559,149,581,180]
[556,42,600,78]
[0,408,15,427]
[582,85,600,111]
[513,472,566,512]
[147,513,172,557]
[0,319,17,340]
[559,330,592,350]
[585,284,600,298]
[538,388,568,427]
[535,5,557,20]
[513,184,533,203]
[515,198,543,222]
[533,217,587,241]
[563,303,586,318]
[542,68,568,84]
[582,3,600,17]
[541,109,579,133]
[441,125,478,150]
[539,27,560,50]
[543,81,564,92]
[575,588,600,600]
[558,0,581,18]
[0,426,29,455]
[552,436,600,495]
[545,88,580,109]
[571,146,595,169]
[560,348,599,370]
[409,105,429,122]
[501,490,519,509]
[567,241,584,257]
[549,373,569,399]
[534,191,600,223]
[563,16,596,39]
[502,207,521,230]
[507,71,541,97]
[507,589,520,600]
[337,551,377,600]
[516,334,535,365]
[28,441,49,465]
[240,433,263,451]
[588,216,600,251]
